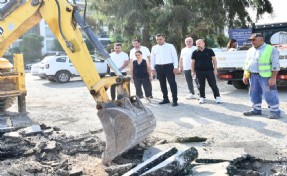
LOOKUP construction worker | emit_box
[243,33,281,119]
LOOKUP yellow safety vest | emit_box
[244,44,273,78]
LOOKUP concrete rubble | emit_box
[1,115,287,176]
[140,146,198,176]
[123,147,180,175]
[0,122,105,175]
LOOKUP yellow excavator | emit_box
[0,0,156,164]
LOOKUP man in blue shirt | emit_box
[243,33,281,119]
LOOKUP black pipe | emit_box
[73,10,110,59]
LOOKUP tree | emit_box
[52,39,64,52]
[19,34,44,62]
[53,37,96,55]
[9,47,20,55]
[91,0,273,51]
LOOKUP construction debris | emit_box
[124,147,198,176]
[1,121,287,176]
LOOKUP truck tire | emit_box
[55,70,71,83]
[232,80,248,89]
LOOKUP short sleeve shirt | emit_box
[180,46,197,70]
[109,52,129,72]
[192,48,215,71]
[130,46,151,60]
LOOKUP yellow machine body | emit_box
[0,0,156,164]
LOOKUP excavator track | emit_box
[0,69,16,112]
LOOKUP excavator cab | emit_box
[0,0,156,164]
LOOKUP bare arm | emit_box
[191,59,195,77]
[179,56,183,73]
[212,56,217,75]
[120,60,129,71]
[269,71,279,86]
[147,55,151,63]
[146,59,152,80]
[150,47,156,75]
[129,61,133,79]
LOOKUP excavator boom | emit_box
[0,0,156,164]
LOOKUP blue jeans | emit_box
[249,74,280,115]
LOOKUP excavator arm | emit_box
[0,0,156,164]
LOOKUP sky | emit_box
[254,0,286,24]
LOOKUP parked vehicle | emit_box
[216,45,287,89]
[216,22,287,89]
[25,63,33,70]
[31,62,41,76]
[31,57,51,78]
[38,55,109,83]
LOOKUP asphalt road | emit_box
[15,72,287,161]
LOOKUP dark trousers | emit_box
[133,77,152,98]
[196,70,220,99]
[184,70,195,94]
[110,72,127,100]
[155,64,178,102]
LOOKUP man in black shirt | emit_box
[191,39,221,104]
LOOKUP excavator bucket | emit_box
[97,96,156,164]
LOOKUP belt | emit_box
[250,72,259,74]
[156,63,173,66]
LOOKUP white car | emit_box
[31,63,40,76]
[31,57,51,78]
[38,55,108,83]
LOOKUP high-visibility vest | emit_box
[244,44,273,77]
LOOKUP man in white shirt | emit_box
[151,34,179,106]
[179,37,197,99]
[129,39,153,98]
[109,43,129,100]
[129,39,151,61]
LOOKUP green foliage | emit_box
[53,37,95,54]
[217,34,229,48]
[19,34,44,62]
[9,47,20,54]
[52,39,64,52]
[204,36,219,48]
[90,0,273,52]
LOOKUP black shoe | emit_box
[268,114,281,119]
[243,111,262,116]
[150,95,153,99]
[159,99,170,104]
[172,102,178,107]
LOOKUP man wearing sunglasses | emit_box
[243,33,281,119]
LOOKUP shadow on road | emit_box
[151,100,286,139]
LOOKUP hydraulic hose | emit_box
[55,0,74,52]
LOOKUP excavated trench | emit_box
[0,123,161,175]
[227,155,287,176]
[1,123,287,176]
